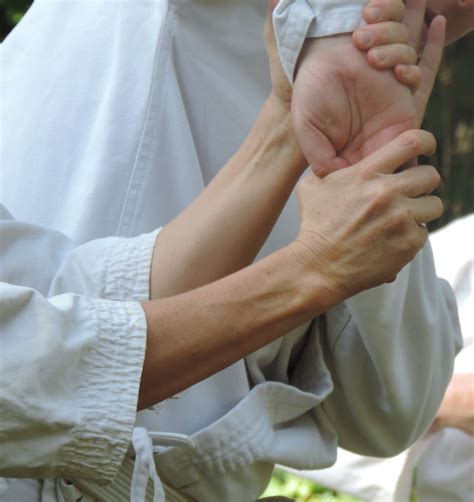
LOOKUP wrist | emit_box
[296,34,353,78]
[257,96,307,175]
[283,242,346,316]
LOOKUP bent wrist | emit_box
[296,34,353,78]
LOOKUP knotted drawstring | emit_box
[131,427,196,502]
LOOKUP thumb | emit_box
[292,92,350,177]
[296,122,350,177]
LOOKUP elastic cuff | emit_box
[60,299,147,484]
[104,229,161,302]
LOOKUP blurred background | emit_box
[1,3,472,501]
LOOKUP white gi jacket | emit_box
[0,1,462,500]
[287,215,474,502]
[0,205,155,491]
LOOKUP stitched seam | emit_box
[116,1,174,237]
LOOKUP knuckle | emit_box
[401,228,425,256]
[407,233,423,254]
[369,187,393,213]
[399,131,422,154]
[356,165,374,183]
[391,206,411,229]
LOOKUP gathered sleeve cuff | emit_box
[57,298,148,484]
[0,288,147,484]
[48,229,161,302]
[0,207,161,483]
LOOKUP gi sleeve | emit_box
[0,205,158,484]
[316,242,463,456]
[273,0,367,81]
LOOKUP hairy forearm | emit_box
[140,247,337,409]
[150,96,306,299]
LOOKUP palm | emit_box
[293,37,418,176]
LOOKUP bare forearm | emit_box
[151,96,306,299]
[140,247,336,409]
[139,129,446,410]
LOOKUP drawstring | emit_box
[131,427,164,502]
[131,427,196,502]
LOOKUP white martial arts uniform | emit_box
[0,205,154,497]
[0,1,463,500]
[288,215,474,502]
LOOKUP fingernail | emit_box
[356,31,373,46]
[367,6,382,21]
[372,48,388,64]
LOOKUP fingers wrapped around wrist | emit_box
[363,0,406,23]
[292,130,442,298]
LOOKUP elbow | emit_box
[341,419,424,459]
[346,417,424,458]
[338,378,453,458]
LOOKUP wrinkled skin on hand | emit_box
[293,35,418,177]
[290,130,442,300]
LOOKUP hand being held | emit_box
[292,0,446,176]
[289,130,443,302]
[265,0,426,114]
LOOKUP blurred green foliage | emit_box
[423,34,474,230]
[262,469,362,501]
[0,0,31,40]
